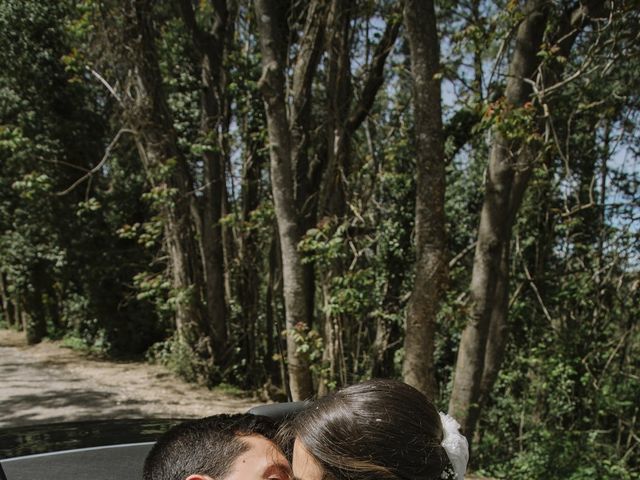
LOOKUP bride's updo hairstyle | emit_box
[287,379,450,480]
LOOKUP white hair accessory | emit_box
[438,412,469,480]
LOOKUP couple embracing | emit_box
[143,379,469,480]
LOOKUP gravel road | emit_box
[0,329,264,428]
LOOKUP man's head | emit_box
[143,414,291,480]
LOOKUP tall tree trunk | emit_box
[129,0,214,373]
[470,0,606,428]
[317,0,351,394]
[238,106,266,383]
[317,2,401,392]
[24,264,48,344]
[12,291,22,330]
[266,230,284,386]
[290,0,330,358]
[0,272,15,328]
[200,146,228,361]
[477,145,533,404]
[478,239,510,403]
[449,0,548,439]
[19,297,29,336]
[255,0,314,400]
[179,0,231,364]
[401,0,447,400]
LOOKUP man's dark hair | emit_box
[143,414,278,480]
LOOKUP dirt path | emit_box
[0,329,264,428]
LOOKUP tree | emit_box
[98,0,218,378]
[316,0,401,393]
[178,0,233,365]
[254,0,317,400]
[401,0,447,399]
[449,0,549,440]
[449,0,608,441]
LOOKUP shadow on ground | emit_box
[0,387,149,427]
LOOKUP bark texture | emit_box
[469,0,607,427]
[255,0,315,400]
[401,0,447,400]
[179,0,232,363]
[318,1,401,392]
[238,90,267,382]
[128,0,213,371]
[449,0,548,439]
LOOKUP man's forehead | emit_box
[237,433,283,455]
[224,434,291,480]
[237,433,275,445]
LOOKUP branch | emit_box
[290,0,328,126]
[210,0,230,46]
[534,61,600,97]
[179,0,207,50]
[508,281,525,309]
[443,107,484,162]
[516,234,554,326]
[561,173,596,218]
[345,11,401,134]
[87,67,122,106]
[596,327,633,388]
[534,0,610,98]
[449,242,477,269]
[39,158,90,173]
[56,128,136,196]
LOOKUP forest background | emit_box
[0,0,638,478]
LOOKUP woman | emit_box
[286,379,468,480]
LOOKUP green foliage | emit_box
[299,221,348,266]
[147,335,220,386]
[473,151,639,477]
[0,1,637,476]
[482,99,543,145]
[289,323,324,365]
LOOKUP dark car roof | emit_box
[0,403,307,480]
[0,418,182,458]
[0,418,181,480]
[2,442,155,480]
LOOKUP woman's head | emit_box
[287,379,450,480]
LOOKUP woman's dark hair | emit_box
[286,379,449,480]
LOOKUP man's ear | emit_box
[185,475,213,480]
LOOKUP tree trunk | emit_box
[449,0,547,439]
[12,291,22,330]
[317,0,351,393]
[291,0,329,329]
[19,297,29,337]
[266,230,284,386]
[318,1,401,391]
[0,272,15,328]
[477,144,533,403]
[200,144,228,360]
[199,43,230,361]
[478,239,510,403]
[178,0,231,364]
[469,0,606,429]
[255,0,314,400]
[238,107,266,383]
[129,0,214,374]
[401,0,447,400]
[24,262,48,344]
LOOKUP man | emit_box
[143,414,291,480]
